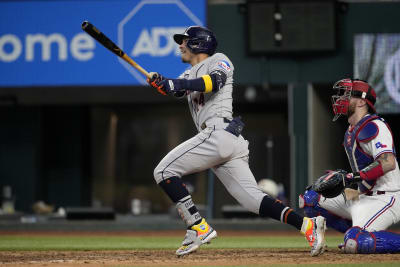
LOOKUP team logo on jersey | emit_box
[375,142,387,149]
[217,60,231,72]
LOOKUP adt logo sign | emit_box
[118,0,202,84]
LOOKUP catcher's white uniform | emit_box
[318,114,400,231]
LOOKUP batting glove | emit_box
[147,72,167,95]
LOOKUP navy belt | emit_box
[365,191,385,196]
[200,118,231,130]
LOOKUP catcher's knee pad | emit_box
[299,190,320,209]
[344,227,375,254]
[299,190,351,233]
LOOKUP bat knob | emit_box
[81,21,90,29]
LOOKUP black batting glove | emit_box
[147,72,167,95]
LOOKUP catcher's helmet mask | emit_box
[332,78,377,121]
[174,26,218,56]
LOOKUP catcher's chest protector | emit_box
[344,115,379,172]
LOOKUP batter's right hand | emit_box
[147,72,167,95]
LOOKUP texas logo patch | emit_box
[375,142,387,149]
[217,60,231,72]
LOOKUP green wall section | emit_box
[0,107,90,212]
[0,107,41,212]
[209,2,400,200]
[208,3,400,84]
[289,83,309,205]
[2,2,400,212]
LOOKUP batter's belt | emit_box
[200,117,231,130]
[201,117,244,137]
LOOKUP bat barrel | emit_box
[81,20,151,79]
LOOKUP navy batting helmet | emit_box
[173,26,217,55]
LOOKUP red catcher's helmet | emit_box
[331,78,377,121]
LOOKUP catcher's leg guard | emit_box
[344,226,400,254]
[299,190,351,233]
[343,227,373,253]
[373,230,400,253]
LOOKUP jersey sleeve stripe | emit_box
[202,75,213,93]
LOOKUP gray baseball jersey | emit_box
[180,53,234,131]
[154,52,268,216]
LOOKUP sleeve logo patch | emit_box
[375,142,387,149]
[217,60,231,72]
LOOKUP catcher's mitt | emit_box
[311,170,360,198]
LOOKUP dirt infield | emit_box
[1,231,400,266]
[1,249,400,267]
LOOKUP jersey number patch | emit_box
[192,93,205,112]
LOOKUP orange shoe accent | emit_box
[301,216,327,256]
[192,219,209,237]
[302,217,315,246]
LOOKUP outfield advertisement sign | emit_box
[0,0,206,87]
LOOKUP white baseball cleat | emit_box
[301,216,327,256]
[176,218,217,257]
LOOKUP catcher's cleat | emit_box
[301,216,327,256]
[176,218,217,257]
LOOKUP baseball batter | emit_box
[299,78,400,253]
[147,26,326,257]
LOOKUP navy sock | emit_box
[259,195,303,230]
[158,176,190,203]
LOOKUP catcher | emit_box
[299,79,400,253]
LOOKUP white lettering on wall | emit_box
[70,33,95,61]
[0,34,22,62]
[26,34,67,61]
[0,33,95,62]
[131,27,186,57]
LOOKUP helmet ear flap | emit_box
[350,79,377,113]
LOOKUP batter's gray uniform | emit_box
[153,52,266,214]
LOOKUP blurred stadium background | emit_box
[1,0,400,231]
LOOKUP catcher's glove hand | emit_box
[311,170,361,198]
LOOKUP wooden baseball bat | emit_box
[81,21,151,79]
